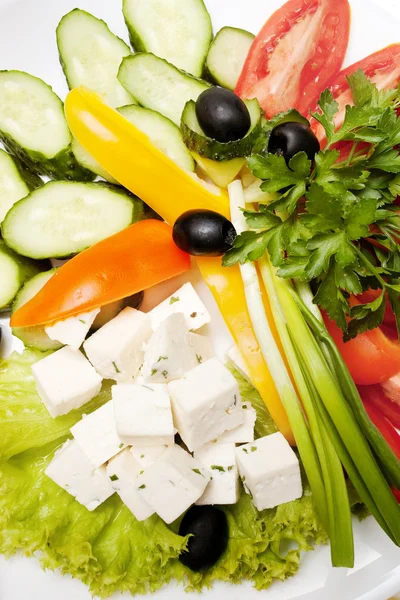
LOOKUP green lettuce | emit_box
[0,349,327,597]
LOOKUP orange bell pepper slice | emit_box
[11,220,190,327]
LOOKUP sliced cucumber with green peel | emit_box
[118,104,195,172]
[0,241,44,311]
[57,9,135,109]
[118,53,210,126]
[12,269,62,351]
[0,149,42,223]
[3,181,142,260]
[193,153,245,188]
[0,71,93,181]
[205,27,255,90]
[181,98,262,161]
[71,139,119,184]
[122,0,212,77]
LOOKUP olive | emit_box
[173,209,236,257]
[268,122,320,164]
[179,505,229,571]
[195,87,251,143]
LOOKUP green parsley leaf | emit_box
[310,89,339,143]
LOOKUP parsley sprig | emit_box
[223,71,400,340]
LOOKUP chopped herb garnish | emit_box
[138,484,146,490]
[157,356,168,362]
[251,446,257,452]
[110,475,119,482]
[168,480,175,487]
[140,454,145,458]
[190,311,197,318]
[142,385,154,392]
[119,443,124,449]
[112,361,121,374]
[192,468,204,476]
[243,404,248,410]
[140,470,144,475]
[227,465,234,471]
[161,370,168,379]
[211,465,225,472]
[196,354,203,364]
[151,369,158,377]
[234,394,238,405]
[79,319,86,324]
[169,296,180,305]
[242,448,248,454]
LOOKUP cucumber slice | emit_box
[57,9,135,109]
[0,71,93,181]
[118,104,195,172]
[205,27,255,91]
[122,0,212,77]
[118,53,210,126]
[3,181,142,259]
[0,240,44,310]
[192,153,245,188]
[71,139,119,184]
[181,98,262,161]
[0,149,42,223]
[12,269,62,351]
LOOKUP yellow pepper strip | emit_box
[65,87,294,445]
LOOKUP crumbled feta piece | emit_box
[136,444,209,524]
[106,449,154,521]
[71,401,126,468]
[142,313,196,383]
[83,307,152,383]
[235,433,302,511]
[194,443,239,505]
[148,283,211,331]
[45,439,114,511]
[168,357,244,452]
[31,346,102,418]
[130,445,168,467]
[113,383,175,446]
[227,345,252,383]
[188,332,214,366]
[45,309,100,350]
[217,402,256,444]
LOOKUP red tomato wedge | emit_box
[235,0,350,118]
[323,309,400,385]
[358,384,400,429]
[362,398,400,460]
[313,44,400,144]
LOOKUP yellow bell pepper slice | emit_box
[65,87,294,445]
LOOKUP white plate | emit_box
[0,0,400,598]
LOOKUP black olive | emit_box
[268,122,320,164]
[195,87,251,143]
[179,505,229,571]
[173,209,236,257]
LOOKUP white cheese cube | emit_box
[32,346,102,418]
[194,443,239,505]
[136,445,210,524]
[71,401,126,468]
[130,445,168,467]
[235,433,302,511]
[45,309,100,350]
[45,439,114,511]
[112,383,175,446]
[217,402,256,444]
[188,332,215,367]
[83,307,152,383]
[148,283,211,331]
[142,313,196,383]
[168,357,244,452]
[106,449,154,521]
[227,345,252,383]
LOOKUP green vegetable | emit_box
[223,71,400,340]
[0,348,327,596]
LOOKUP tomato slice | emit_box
[235,0,350,118]
[362,398,400,460]
[312,44,400,143]
[358,384,400,429]
[323,311,400,385]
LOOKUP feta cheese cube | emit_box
[142,313,196,383]
[148,283,211,331]
[194,443,239,505]
[106,449,154,521]
[235,433,302,511]
[45,309,100,350]
[32,346,102,418]
[136,444,209,523]
[45,439,114,511]
[83,307,152,383]
[71,401,126,468]
[130,445,168,467]
[188,332,215,367]
[217,402,256,444]
[168,357,244,452]
[113,383,175,446]
[227,345,252,383]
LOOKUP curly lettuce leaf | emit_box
[0,349,327,597]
